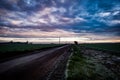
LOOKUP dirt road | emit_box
[0,45,71,80]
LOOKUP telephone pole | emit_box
[59,37,60,44]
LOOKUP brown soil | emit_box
[80,46,120,78]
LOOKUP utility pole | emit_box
[59,37,60,44]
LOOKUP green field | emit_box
[80,43,120,53]
[67,45,118,80]
[0,43,60,53]
[0,43,61,62]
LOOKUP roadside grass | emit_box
[67,45,117,80]
[80,43,120,53]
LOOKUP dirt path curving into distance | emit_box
[0,45,71,80]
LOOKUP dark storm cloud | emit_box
[0,0,60,12]
[0,0,120,38]
[0,0,18,11]
[0,0,41,11]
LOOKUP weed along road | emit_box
[0,45,71,80]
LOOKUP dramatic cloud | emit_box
[0,0,120,43]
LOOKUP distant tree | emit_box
[10,40,13,43]
[26,41,29,44]
[74,41,78,45]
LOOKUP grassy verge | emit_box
[67,45,117,80]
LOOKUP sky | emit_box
[0,0,120,43]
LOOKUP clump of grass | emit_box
[67,45,117,80]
